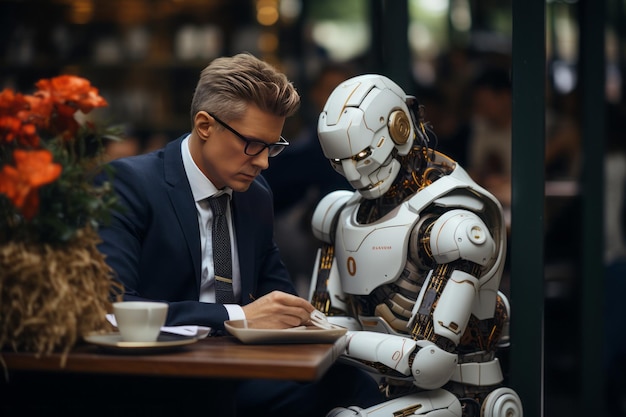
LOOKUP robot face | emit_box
[317,75,415,199]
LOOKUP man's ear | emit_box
[195,111,213,140]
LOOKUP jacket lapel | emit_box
[164,136,202,290]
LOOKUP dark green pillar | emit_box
[510,0,545,415]
[369,0,410,91]
[579,0,606,414]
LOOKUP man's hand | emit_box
[241,291,315,329]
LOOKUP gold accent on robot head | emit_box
[388,109,411,144]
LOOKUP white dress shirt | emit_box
[181,136,245,320]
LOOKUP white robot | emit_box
[308,75,523,417]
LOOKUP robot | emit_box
[308,74,523,417]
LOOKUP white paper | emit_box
[106,314,211,339]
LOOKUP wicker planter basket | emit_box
[0,227,117,360]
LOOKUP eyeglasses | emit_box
[209,113,289,157]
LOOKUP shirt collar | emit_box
[181,135,233,202]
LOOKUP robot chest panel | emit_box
[334,208,417,295]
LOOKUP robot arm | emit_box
[410,208,498,346]
[427,208,496,267]
[343,331,458,390]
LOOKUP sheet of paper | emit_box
[106,314,211,339]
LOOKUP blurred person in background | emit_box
[466,66,512,209]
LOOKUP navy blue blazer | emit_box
[97,135,296,329]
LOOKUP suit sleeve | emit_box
[96,158,148,295]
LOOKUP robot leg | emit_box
[327,389,462,417]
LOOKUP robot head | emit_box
[317,74,424,199]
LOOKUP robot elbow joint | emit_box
[411,343,458,390]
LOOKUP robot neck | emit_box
[355,147,453,224]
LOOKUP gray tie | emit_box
[208,194,235,304]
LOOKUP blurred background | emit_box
[1,0,624,416]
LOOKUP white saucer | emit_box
[84,332,197,353]
[224,320,347,344]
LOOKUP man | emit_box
[96,53,382,416]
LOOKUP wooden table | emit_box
[1,335,347,416]
[2,334,347,381]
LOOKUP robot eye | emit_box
[353,148,371,162]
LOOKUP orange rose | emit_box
[20,93,54,129]
[32,75,107,140]
[0,89,44,146]
[0,88,29,115]
[36,75,108,113]
[0,149,62,219]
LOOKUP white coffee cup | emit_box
[113,301,168,342]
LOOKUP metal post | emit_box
[578,0,606,414]
[369,0,410,90]
[510,0,545,415]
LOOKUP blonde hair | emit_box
[190,53,300,125]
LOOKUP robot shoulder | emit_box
[311,190,356,244]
